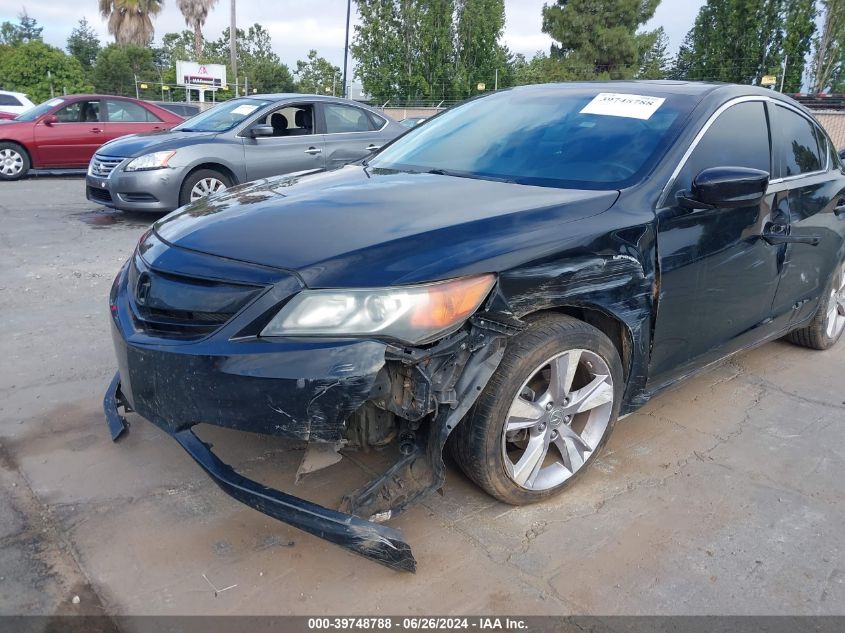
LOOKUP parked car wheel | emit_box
[787,261,845,350]
[451,314,622,505]
[0,142,30,181]
[179,169,231,206]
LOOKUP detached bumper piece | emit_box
[103,373,416,572]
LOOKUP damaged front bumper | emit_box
[105,252,512,569]
[104,373,416,571]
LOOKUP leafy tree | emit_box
[99,0,163,46]
[92,43,157,96]
[0,10,43,46]
[541,0,660,79]
[637,26,671,79]
[454,0,507,95]
[811,0,845,92]
[0,40,90,101]
[779,0,815,92]
[176,0,218,60]
[206,25,295,93]
[295,50,341,95]
[67,18,102,70]
[511,51,573,85]
[352,0,506,103]
[672,0,818,86]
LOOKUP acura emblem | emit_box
[136,273,151,306]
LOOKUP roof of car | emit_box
[0,89,28,97]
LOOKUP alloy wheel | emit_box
[826,265,845,339]
[0,148,23,177]
[189,177,227,202]
[501,348,614,491]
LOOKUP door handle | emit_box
[762,224,820,246]
[365,144,381,152]
[91,127,102,133]
[304,147,322,155]
[834,199,845,217]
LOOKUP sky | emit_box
[1,0,705,72]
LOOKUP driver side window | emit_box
[55,100,102,123]
[258,104,314,137]
[673,101,770,198]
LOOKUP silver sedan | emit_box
[86,94,404,213]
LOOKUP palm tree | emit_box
[177,0,219,60]
[99,0,163,47]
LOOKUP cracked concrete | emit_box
[1,178,844,617]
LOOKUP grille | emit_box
[89,154,124,178]
[127,254,264,339]
[87,186,112,203]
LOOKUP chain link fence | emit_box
[814,112,845,150]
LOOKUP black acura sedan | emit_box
[105,82,845,571]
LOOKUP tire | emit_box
[0,142,30,181]
[178,168,231,207]
[786,261,845,350]
[451,313,623,505]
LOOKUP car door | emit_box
[33,98,104,167]
[318,102,387,169]
[241,103,325,181]
[103,98,167,144]
[767,104,845,324]
[648,99,783,386]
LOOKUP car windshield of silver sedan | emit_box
[174,97,273,132]
[368,88,693,190]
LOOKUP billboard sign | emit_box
[176,61,226,89]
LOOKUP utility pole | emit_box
[779,55,787,92]
[342,0,351,98]
[230,0,238,96]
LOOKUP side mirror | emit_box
[249,124,275,138]
[42,114,58,126]
[678,166,769,210]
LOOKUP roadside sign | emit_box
[176,61,226,90]
[761,75,777,87]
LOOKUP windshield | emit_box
[174,97,273,132]
[14,98,65,122]
[369,88,694,189]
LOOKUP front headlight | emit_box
[124,150,176,172]
[261,274,496,345]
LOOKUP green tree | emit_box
[0,10,43,46]
[176,0,218,60]
[92,43,157,96]
[295,50,341,95]
[541,0,660,79]
[206,25,295,93]
[637,26,671,79]
[67,18,102,70]
[0,40,89,101]
[454,0,507,96]
[99,0,163,46]
[674,0,800,85]
[780,0,816,91]
[811,0,845,92]
[351,1,405,102]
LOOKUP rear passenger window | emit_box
[675,101,770,194]
[324,104,373,133]
[771,105,823,177]
[0,94,22,106]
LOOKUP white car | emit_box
[0,91,35,116]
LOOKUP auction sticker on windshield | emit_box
[580,93,666,120]
[232,104,259,115]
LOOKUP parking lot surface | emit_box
[0,177,843,618]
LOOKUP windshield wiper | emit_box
[426,168,515,184]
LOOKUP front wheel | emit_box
[451,314,623,505]
[0,142,30,181]
[179,169,231,206]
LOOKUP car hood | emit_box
[98,130,217,157]
[154,165,620,287]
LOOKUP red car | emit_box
[0,95,182,180]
